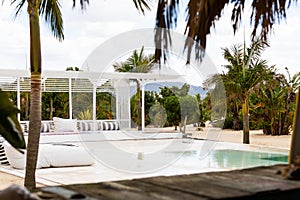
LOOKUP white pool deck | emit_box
[0,128,289,187]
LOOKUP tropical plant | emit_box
[77,109,93,120]
[72,92,93,119]
[251,69,300,135]
[0,89,26,151]
[113,46,155,130]
[51,92,70,118]
[96,92,116,120]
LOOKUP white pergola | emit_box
[0,69,183,131]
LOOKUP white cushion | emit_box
[40,144,94,167]
[53,117,78,132]
[3,141,94,169]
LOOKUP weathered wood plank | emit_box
[141,165,300,197]
[140,174,251,199]
[36,165,300,200]
[65,180,208,200]
[116,180,208,200]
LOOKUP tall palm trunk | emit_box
[25,1,42,189]
[242,98,250,144]
[232,102,240,130]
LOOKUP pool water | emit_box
[166,149,288,170]
[85,137,289,174]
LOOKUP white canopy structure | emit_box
[0,69,183,131]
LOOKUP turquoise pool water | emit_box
[165,149,288,170]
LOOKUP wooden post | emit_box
[289,87,300,164]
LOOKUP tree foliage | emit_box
[251,69,300,135]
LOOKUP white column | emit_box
[115,80,119,122]
[93,83,97,131]
[141,81,145,132]
[69,78,72,119]
[128,80,131,129]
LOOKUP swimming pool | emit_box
[6,134,288,186]
[78,136,288,175]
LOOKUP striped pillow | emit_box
[0,140,9,165]
[40,122,51,132]
[79,122,93,131]
[113,121,120,130]
[102,122,109,130]
[102,121,119,131]
[20,122,28,133]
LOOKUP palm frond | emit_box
[184,0,229,62]
[250,0,297,41]
[154,0,179,65]
[40,0,64,41]
[11,0,26,18]
[72,0,89,10]
[132,0,151,14]
[113,47,154,74]
[231,0,245,34]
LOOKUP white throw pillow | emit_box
[53,117,78,132]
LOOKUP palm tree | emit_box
[225,38,270,143]
[113,47,154,130]
[11,0,66,189]
[10,0,150,189]
[206,38,269,143]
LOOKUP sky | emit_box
[0,0,299,77]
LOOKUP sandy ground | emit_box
[191,128,291,149]
[0,128,292,190]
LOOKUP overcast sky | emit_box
[0,1,299,77]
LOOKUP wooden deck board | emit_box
[139,175,251,199]
[36,164,300,200]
